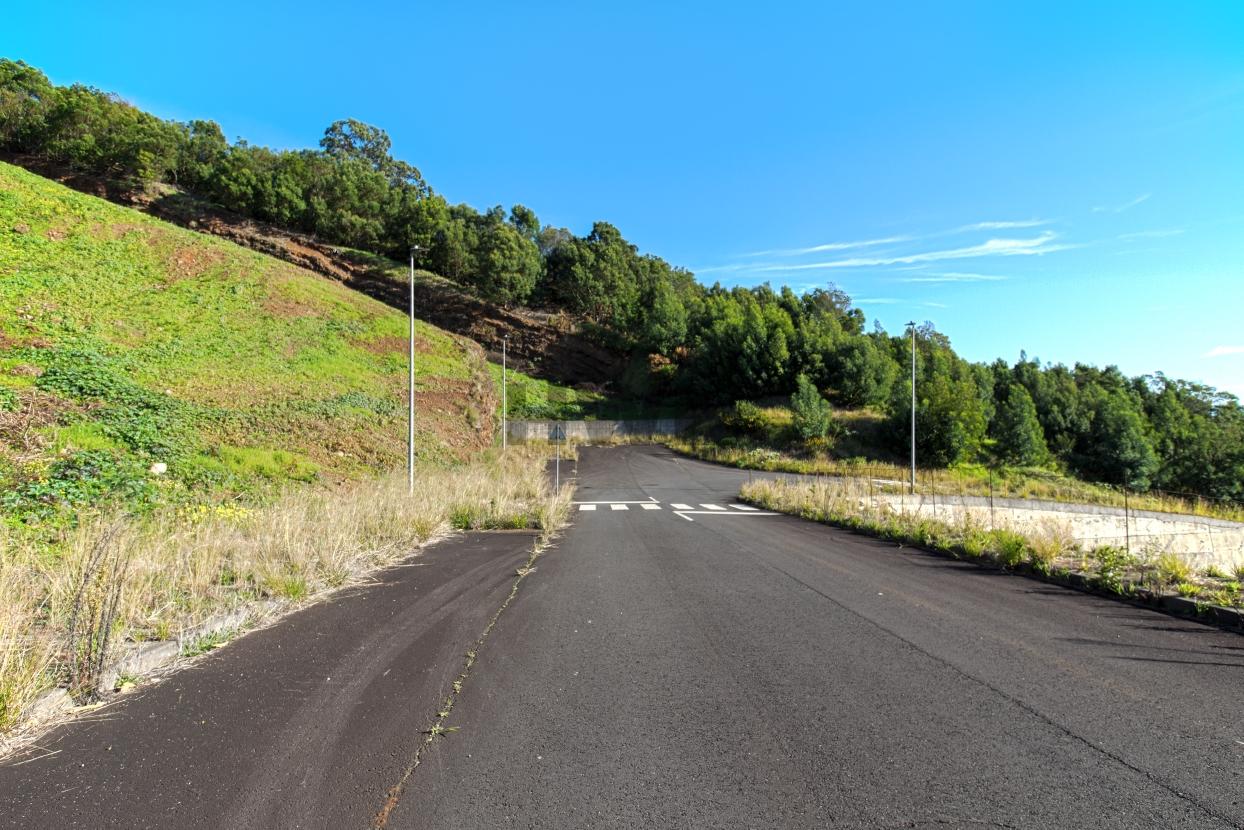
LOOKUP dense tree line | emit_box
[2,59,1241,500]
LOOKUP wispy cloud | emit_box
[744,235,910,258]
[900,271,1009,283]
[956,219,1049,232]
[754,232,1068,272]
[1116,228,1184,241]
[921,301,949,308]
[1203,345,1244,358]
[1093,193,1151,214]
[854,297,901,305]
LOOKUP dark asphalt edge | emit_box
[738,494,1244,636]
[370,528,561,829]
[4,528,534,765]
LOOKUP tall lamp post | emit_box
[408,245,423,495]
[501,335,509,451]
[907,321,917,494]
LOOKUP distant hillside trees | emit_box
[2,58,1242,501]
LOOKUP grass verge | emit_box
[740,477,1244,616]
[0,447,570,744]
[672,436,1244,523]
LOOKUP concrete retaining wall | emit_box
[507,418,693,444]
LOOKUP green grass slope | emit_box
[0,161,496,527]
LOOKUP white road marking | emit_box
[641,503,661,510]
[572,499,659,504]
[700,504,726,511]
[674,511,779,522]
[671,503,693,510]
[578,504,597,511]
[730,504,758,511]
[611,504,629,511]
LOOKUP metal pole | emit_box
[908,321,917,494]
[501,337,508,451]
[408,246,418,495]
[555,433,560,490]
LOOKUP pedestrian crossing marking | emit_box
[573,500,777,520]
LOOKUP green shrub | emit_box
[1,450,157,520]
[1091,545,1135,593]
[1155,552,1192,585]
[961,528,991,558]
[723,400,767,436]
[1203,564,1229,580]
[1176,581,1199,598]
[790,374,834,441]
[992,529,1029,568]
[0,387,17,412]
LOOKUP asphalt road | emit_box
[2,444,1242,828]
[0,531,538,829]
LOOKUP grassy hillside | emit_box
[0,161,496,528]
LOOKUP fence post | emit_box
[1123,489,1130,556]
[989,468,995,532]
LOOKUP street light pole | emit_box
[908,320,917,494]
[408,245,422,495]
[501,336,509,451]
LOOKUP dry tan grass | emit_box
[0,447,569,736]
[673,437,1244,522]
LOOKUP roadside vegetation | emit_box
[669,395,1244,523]
[741,477,1244,613]
[0,448,569,738]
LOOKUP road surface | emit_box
[2,445,1242,828]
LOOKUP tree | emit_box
[828,335,896,408]
[791,373,834,440]
[1077,392,1159,489]
[508,204,540,242]
[991,383,1048,466]
[640,279,688,355]
[473,219,542,305]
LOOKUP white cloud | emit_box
[744,235,911,258]
[900,272,1009,283]
[921,301,949,308]
[956,219,1049,231]
[1116,228,1184,241]
[855,297,901,305]
[1203,345,1244,358]
[756,232,1068,272]
[1093,193,1151,214]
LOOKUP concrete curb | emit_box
[28,601,288,728]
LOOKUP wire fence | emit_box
[745,462,1244,567]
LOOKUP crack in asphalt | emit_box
[766,561,1242,829]
[370,535,552,829]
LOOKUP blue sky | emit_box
[6,2,1244,396]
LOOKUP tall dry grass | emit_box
[0,447,570,734]
[672,437,1244,523]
